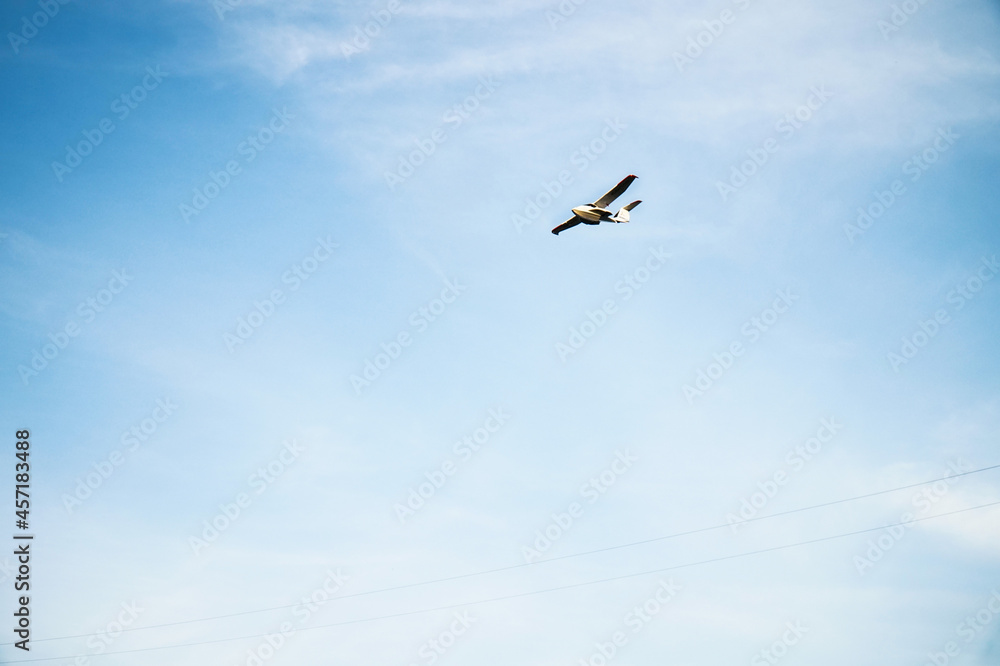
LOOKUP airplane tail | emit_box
[613,200,641,224]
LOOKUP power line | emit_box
[6,499,998,664]
[13,461,999,647]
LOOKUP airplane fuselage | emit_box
[571,205,614,224]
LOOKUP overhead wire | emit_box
[5,498,998,663]
[11,462,998,647]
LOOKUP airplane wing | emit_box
[593,175,637,209]
[551,216,584,235]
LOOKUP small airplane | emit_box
[551,175,641,235]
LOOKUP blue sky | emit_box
[1,0,1000,664]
